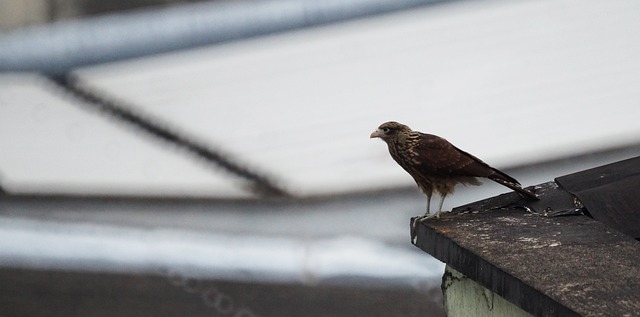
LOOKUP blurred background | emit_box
[1,0,640,316]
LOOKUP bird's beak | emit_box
[370,130,381,139]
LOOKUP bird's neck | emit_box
[387,132,422,164]
[387,136,409,161]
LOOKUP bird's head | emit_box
[370,121,411,142]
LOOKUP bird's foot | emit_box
[417,211,441,222]
[410,211,442,244]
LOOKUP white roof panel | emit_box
[0,74,253,197]
[75,0,640,195]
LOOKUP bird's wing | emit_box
[408,132,537,199]
[413,133,518,183]
[451,144,521,185]
[453,145,537,199]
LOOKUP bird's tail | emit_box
[489,174,538,200]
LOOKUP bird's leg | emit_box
[413,193,435,229]
[435,194,447,219]
[412,193,433,237]
[420,194,447,221]
[424,193,432,216]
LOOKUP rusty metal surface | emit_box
[412,206,640,317]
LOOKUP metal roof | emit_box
[2,0,640,197]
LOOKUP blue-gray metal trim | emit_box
[0,0,451,75]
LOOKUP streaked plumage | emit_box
[370,121,537,218]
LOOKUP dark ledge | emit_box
[411,182,640,316]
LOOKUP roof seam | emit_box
[46,74,291,198]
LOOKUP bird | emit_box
[370,121,537,219]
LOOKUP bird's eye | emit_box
[382,127,390,133]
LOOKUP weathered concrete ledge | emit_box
[412,200,640,316]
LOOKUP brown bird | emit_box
[370,121,537,219]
